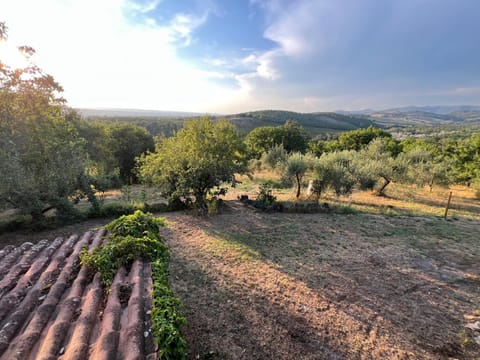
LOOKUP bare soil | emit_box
[161,202,480,359]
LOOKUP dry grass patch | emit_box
[162,203,480,359]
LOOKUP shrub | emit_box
[280,201,329,214]
[86,203,137,218]
[81,211,167,285]
[81,234,168,285]
[105,210,166,238]
[151,259,187,359]
[333,205,358,215]
[261,144,288,169]
[144,202,169,213]
[314,151,356,197]
[0,215,31,233]
[255,183,277,209]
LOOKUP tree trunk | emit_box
[377,177,390,196]
[79,174,100,212]
[295,174,301,198]
[194,189,208,212]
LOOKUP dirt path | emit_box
[162,202,480,359]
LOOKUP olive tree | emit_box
[281,152,314,198]
[313,150,357,197]
[399,147,450,191]
[261,144,288,169]
[359,138,407,196]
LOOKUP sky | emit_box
[0,0,479,113]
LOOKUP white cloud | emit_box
[0,0,241,112]
[168,12,209,46]
[228,0,331,109]
[2,0,478,113]
[126,0,163,14]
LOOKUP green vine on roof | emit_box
[80,210,187,359]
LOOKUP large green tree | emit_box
[71,117,154,187]
[0,22,91,220]
[399,147,450,191]
[137,117,247,209]
[245,120,309,158]
[107,123,154,183]
[451,134,480,185]
[326,126,400,153]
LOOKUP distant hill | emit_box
[77,108,375,137]
[338,106,478,128]
[367,110,464,127]
[76,106,480,136]
[223,110,374,135]
[447,110,480,123]
[76,108,203,118]
[383,105,480,115]
[76,108,203,137]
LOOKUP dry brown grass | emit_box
[228,171,480,220]
[163,202,480,359]
[333,183,480,220]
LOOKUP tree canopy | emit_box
[244,120,309,158]
[0,22,91,220]
[137,117,247,209]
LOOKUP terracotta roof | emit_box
[0,230,157,360]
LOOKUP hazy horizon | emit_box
[75,104,480,116]
[1,0,479,113]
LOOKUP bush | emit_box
[87,203,138,218]
[333,205,358,215]
[261,144,288,169]
[280,201,330,214]
[81,234,168,284]
[105,210,166,238]
[144,202,170,213]
[314,151,356,197]
[255,183,277,209]
[55,199,87,223]
[0,215,31,233]
[151,259,187,359]
[81,211,167,284]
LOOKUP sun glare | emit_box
[0,42,29,70]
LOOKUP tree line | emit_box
[248,123,479,199]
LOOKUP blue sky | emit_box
[1,0,479,113]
